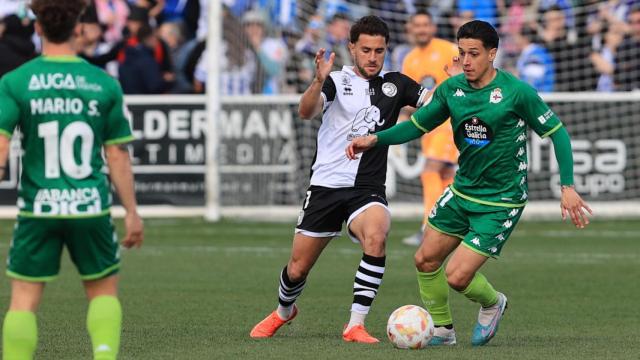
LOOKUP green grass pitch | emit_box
[0,218,639,359]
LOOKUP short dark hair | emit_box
[629,4,640,16]
[350,15,389,44]
[411,9,433,21]
[457,20,499,49]
[31,0,86,44]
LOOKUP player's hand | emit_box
[346,135,378,160]
[314,48,335,83]
[444,56,463,77]
[560,186,593,229]
[122,212,144,249]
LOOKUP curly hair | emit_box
[30,0,87,43]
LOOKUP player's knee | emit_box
[361,231,386,257]
[445,268,473,291]
[414,251,442,273]
[287,260,310,282]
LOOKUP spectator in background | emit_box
[294,15,325,89]
[77,10,119,77]
[321,13,352,69]
[119,24,171,93]
[117,6,175,82]
[241,9,288,94]
[614,5,640,90]
[0,14,36,78]
[456,0,506,28]
[95,0,129,43]
[158,21,194,93]
[190,6,254,95]
[128,0,165,24]
[387,17,414,71]
[540,6,598,91]
[514,25,555,92]
[591,24,624,92]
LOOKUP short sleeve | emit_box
[399,73,427,108]
[104,82,134,145]
[516,83,562,138]
[0,77,20,138]
[410,83,450,133]
[321,76,336,111]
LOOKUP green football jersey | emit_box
[411,69,562,208]
[0,56,133,218]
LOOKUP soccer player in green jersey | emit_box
[0,1,143,359]
[347,20,592,346]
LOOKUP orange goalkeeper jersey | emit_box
[402,38,459,163]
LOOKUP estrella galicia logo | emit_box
[461,116,493,147]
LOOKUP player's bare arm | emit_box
[298,48,335,119]
[560,186,593,229]
[0,135,9,180]
[105,143,144,248]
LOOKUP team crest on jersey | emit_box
[461,116,493,147]
[347,105,383,140]
[381,82,397,97]
[489,88,503,103]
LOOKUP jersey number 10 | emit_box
[38,120,94,179]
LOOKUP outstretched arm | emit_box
[346,121,425,159]
[550,127,592,228]
[298,48,335,119]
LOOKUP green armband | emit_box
[375,120,425,146]
[550,126,574,186]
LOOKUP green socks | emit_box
[460,272,498,308]
[3,310,37,360]
[87,296,122,360]
[417,267,452,326]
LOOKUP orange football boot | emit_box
[342,324,380,343]
[250,305,298,338]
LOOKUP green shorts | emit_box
[427,187,524,257]
[6,215,120,282]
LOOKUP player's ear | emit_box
[348,41,356,57]
[488,48,497,62]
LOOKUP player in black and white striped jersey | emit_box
[250,15,429,343]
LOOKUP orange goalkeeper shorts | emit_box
[421,120,458,164]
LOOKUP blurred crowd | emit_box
[1,0,639,94]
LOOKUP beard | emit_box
[356,63,381,79]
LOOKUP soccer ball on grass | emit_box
[386,305,434,349]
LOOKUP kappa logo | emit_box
[496,234,505,241]
[381,82,397,97]
[517,146,525,157]
[502,220,513,229]
[471,237,481,246]
[520,176,526,185]
[518,162,528,171]
[516,119,525,128]
[454,88,465,97]
[490,87,503,103]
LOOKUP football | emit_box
[386,305,434,349]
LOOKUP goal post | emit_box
[204,0,222,221]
